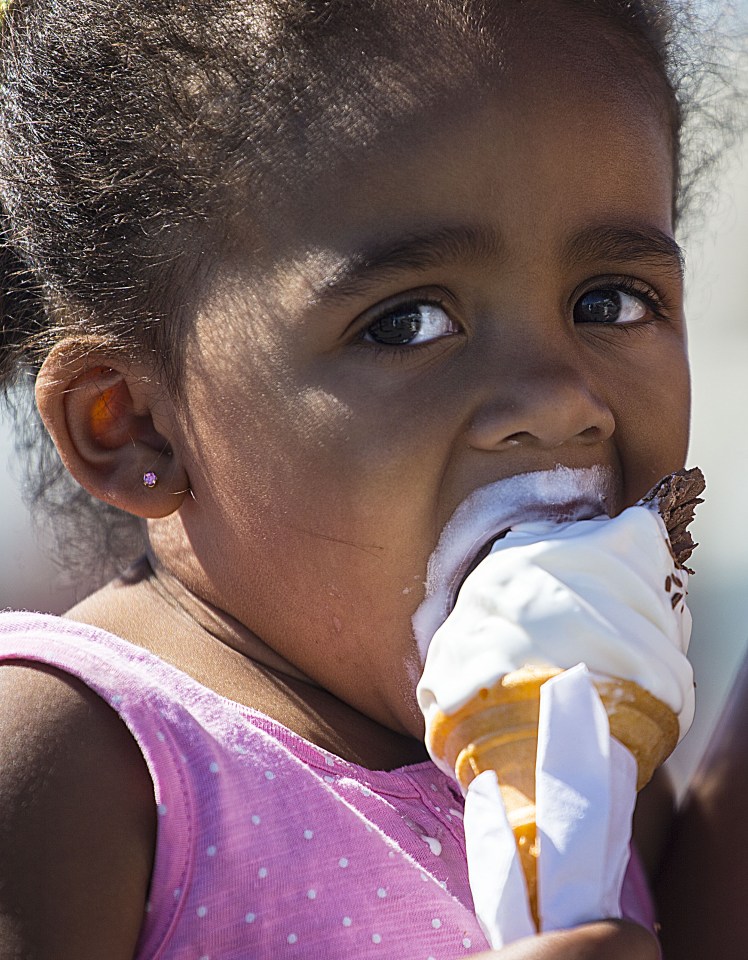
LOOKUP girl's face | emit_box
[158,10,689,738]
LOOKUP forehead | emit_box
[230,1,675,273]
[274,0,670,147]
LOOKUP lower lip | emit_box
[451,529,508,606]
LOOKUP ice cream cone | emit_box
[418,468,703,929]
[426,665,679,928]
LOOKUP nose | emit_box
[466,356,616,452]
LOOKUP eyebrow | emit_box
[562,225,685,279]
[307,224,505,305]
[307,221,685,306]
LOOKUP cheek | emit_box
[184,373,354,509]
[184,372,439,566]
[650,340,691,439]
[614,340,690,498]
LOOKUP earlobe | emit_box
[35,342,190,520]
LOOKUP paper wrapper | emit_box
[464,664,638,949]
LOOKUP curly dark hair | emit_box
[0,0,740,588]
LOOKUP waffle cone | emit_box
[426,666,679,928]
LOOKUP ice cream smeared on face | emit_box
[417,505,695,741]
[412,465,618,659]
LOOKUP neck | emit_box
[145,554,318,686]
[65,556,428,771]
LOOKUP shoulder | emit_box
[0,661,155,959]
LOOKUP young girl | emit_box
[0,0,706,957]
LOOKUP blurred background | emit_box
[0,7,746,799]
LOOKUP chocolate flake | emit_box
[639,467,705,572]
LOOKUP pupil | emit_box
[369,308,421,344]
[575,290,621,323]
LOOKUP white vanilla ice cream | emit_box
[416,504,695,750]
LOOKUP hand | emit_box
[473,920,659,960]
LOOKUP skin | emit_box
[656,653,748,958]
[1,6,686,958]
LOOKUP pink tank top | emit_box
[0,612,656,958]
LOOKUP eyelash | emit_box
[354,289,460,353]
[353,275,671,356]
[583,276,669,321]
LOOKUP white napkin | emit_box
[464,664,638,949]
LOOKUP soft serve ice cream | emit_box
[415,467,704,926]
[418,503,695,747]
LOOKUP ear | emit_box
[35,341,190,519]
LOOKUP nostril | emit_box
[578,423,610,443]
[467,376,615,452]
[500,432,529,447]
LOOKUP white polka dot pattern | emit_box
[0,613,658,959]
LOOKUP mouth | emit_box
[448,497,605,608]
[451,529,508,604]
[412,465,617,659]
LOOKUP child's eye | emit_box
[363,302,458,346]
[573,286,654,325]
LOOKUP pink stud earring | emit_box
[142,471,158,488]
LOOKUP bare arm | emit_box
[656,652,748,959]
[0,663,156,959]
